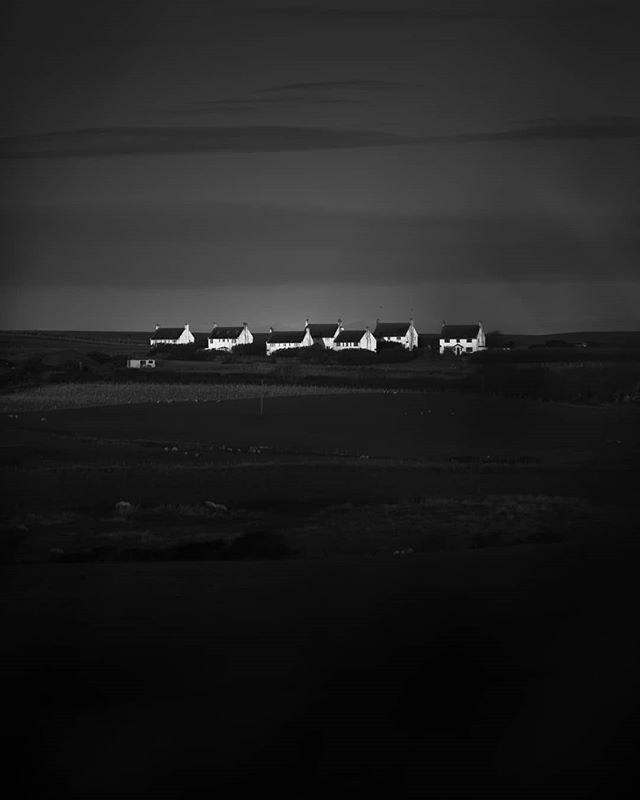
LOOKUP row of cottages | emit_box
[439,322,486,355]
[150,319,420,353]
[150,319,486,356]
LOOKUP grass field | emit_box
[2,391,638,565]
[2,375,640,796]
[0,380,384,412]
[6,391,637,463]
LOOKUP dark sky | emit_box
[1,0,639,332]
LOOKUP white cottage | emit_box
[208,323,253,351]
[439,322,486,355]
[304,319,343,349]
[333,328,377,352]
[127,358,156,369]
[149,324,194,347]
[266,327,314,356]
[373,319,419,350]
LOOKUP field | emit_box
[2,389,638,560]
[2,371,640,796]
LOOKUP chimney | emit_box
[155,324,160,330]
[305,318,310,329]
[478,320,483,327]
[269,326,274,334]
[409,317,414,326]
[184,323,190,331]
[243,321,248,329]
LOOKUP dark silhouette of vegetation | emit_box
[232,341,268,357]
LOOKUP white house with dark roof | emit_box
[373,319,419,350]
[208,323,253,351]
[439,321,486,355]
[334,328,377,352]
[304,319,343,349]
[266,327,314,356]
[149,324,194,347]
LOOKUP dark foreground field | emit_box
[2,390,640,796]
[3,538,640,798]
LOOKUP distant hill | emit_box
[0,330,151,359]
[504,331,640,348]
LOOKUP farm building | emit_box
[373,319,419,350]
[266,327,314,356]
[208,323,253,351]
[439,322,486,355]
[333,328,377,352]
[149,324,194,347]
[127,358,156,369]
[304,319,343,349]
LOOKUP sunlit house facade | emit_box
[439,322,486,355]
[333,328,377,352]
[373,319,419,350]
[266,327,314,356]
[207,323,253,351]
[149,324,195,347]
[304,319,344,349]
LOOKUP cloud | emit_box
[2,117,639,159]
[255,79,400,92]
[451,116,640,143]
[0,126,403,159]
[178,96,362,115]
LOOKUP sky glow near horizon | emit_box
[1,0,639,333]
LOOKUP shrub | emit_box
[232,342,266,357]
[268,347,303,359]
[376,339,405,352]
[335,348,378,365]
[378,348,414,363]
[153,344,211,360]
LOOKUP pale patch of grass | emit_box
[0,381,382,412]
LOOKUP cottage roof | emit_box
[441,324,481,339]
[268,330,308,344]
[307,323,340,337]
[335,329,366,344]
[374,322,412,337]
[150,327,186,340]
[209,325,245,339]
